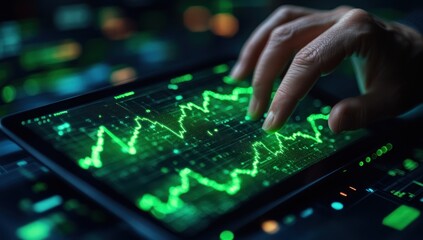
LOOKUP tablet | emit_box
[1,57,367,239]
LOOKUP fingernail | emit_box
[247,96,260,120]
[230,63,242,80]
[262,111,275,132]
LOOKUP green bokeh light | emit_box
[2,85,17,103]
[16,219,52,240]
[220,230,234,240]
[382,205,420,230]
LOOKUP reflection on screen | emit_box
[22,62,365,234]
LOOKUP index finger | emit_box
[262,9,378,132]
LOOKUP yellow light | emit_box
[261,220,280,234]
[55,40,81,61]
[210,13,239,37]
[183,6,211,32]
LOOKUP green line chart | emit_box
[78,87,254,169]
[24,65,365,233]
[138,113,328,216]
[74,85,330,218]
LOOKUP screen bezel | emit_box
[1,56,377,239]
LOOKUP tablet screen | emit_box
[20,61,365,234]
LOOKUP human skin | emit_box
[230,5,423,133]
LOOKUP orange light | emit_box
[183,6,211,32]
[261,220,279,234]
[99,7,134,40]
[102,18,134,40]
[111,67,136,85]
[340,192,348,197]
[210,13,239,37]
[349,186,357,191]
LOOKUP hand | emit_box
[230,5,423,133]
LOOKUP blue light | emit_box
[54,4,91,30]
[300,207,314,218]
[331,202,344,211]
[0,21,21,59]
[139,40,173,64]
[55,74,86,94]
[33,195,63,213]
[84,63,110,85]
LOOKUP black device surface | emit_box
[1,57,371,239]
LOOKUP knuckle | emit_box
[293,47,319,67]
[334,5,353,13]
[341,8,377,41]
[274,5,295,19]
[342,8,373,27]
[268,26,293,46]
[276,83,298,100]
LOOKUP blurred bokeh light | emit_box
[210,13,239,37]
[183,6,212,32]
[0,0,417,114]
[111,66,137,85]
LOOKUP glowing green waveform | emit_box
[138,113,328,216]
[76,85,330,217]
[78,87,253,169]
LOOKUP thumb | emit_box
[328,92,397,133]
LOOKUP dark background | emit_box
[0,1,422,239]
[0,0,422,114]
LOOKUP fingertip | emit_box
[260,95,297,133]
[328,104,343,133]
[262,111,275,131]
[246,112,261,122]
[328,99,363,133]
[262,111,285,133]
[229,62,245,82]
[262,128,278,134]
[244,114,254,121]
[247,96,260,120]
[262,122,283,134]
